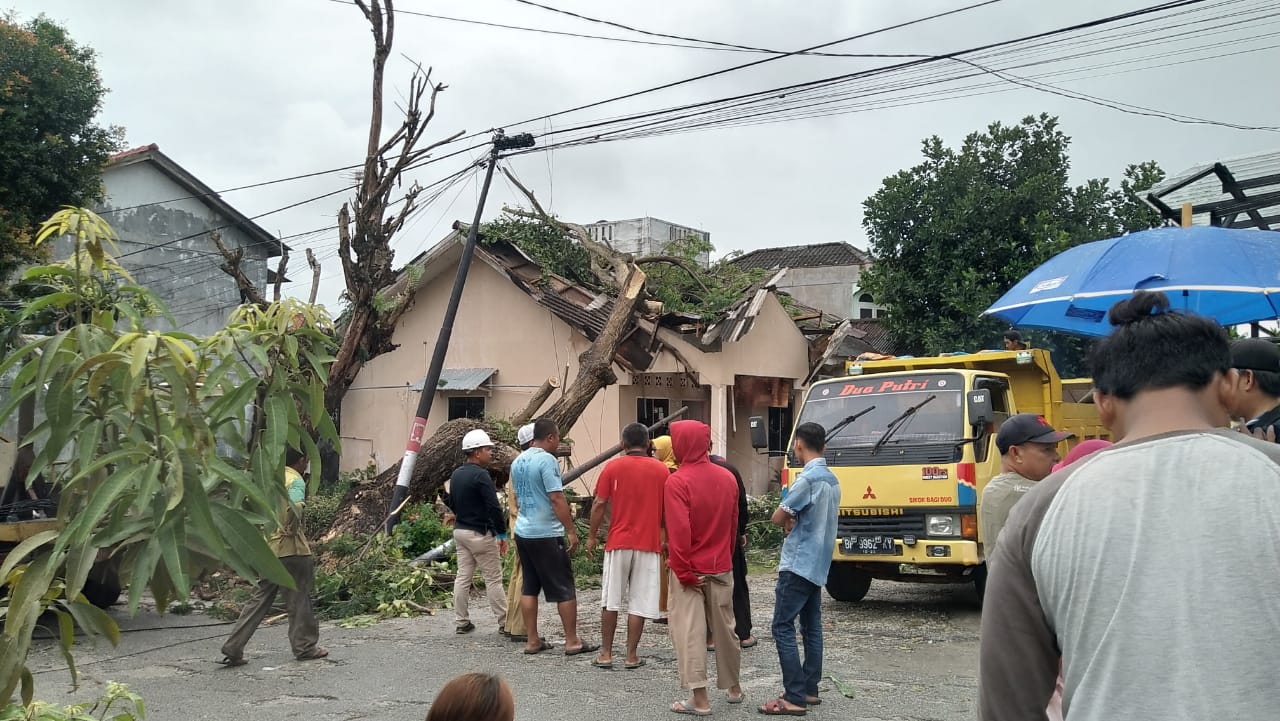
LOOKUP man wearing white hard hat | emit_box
[448,428,509,635]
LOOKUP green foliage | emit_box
[745,492,783,568]
[860,114,1167,357]
[569,518,603,584]
[0,14,124,286]
[482,212,768,322]
[642,236,770,318]
[313,534,447,620]
[481,212,598,289]
[391,504,453,558]
[0,682,144,721]
[305,467,368,539]
[0,209,338,704]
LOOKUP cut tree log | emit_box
[323,418,520,539]
[512,376,560,426]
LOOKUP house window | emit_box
[768,406,794,455]
[858,293,877,320]
[448,396,486,420]
[637,398,670,429]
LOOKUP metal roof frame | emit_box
[1146,156,1280,231]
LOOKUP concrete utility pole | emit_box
[385,130,535,533]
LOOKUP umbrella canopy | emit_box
[984,226,1280,336]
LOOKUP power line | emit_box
[504,0,1267,153]
[494,0,1008,131]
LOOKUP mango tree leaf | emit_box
[0,531,59,582]
[209,505,293,588]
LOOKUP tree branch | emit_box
[272,247,289,302]
[211,231,268,308]
[306,248,321,305]
[635,255,710,292]
[499,168,632,288]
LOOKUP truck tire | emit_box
[824,565,872,603]
[973,564,988,606]
[81,562,122,609]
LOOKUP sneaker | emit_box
[456,621,476,634]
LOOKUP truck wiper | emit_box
[824,405,877,445]
[871,394,937,455]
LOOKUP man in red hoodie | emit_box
[663,420,744,716]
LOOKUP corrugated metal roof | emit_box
[1145,149,1280,230]
[413,367,497,392]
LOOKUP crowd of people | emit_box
[439,416,839,717]
[218,289,1280,720]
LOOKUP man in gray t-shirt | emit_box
[979,291,1280,721]
[978,414,1072,556]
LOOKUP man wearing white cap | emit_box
[449,428,509,635]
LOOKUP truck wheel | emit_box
[824,565,872,603]
[81,562,123,609]
[973,564,988,606]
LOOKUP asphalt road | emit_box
[26,574,982,721]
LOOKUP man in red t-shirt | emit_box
[587,423,670,670]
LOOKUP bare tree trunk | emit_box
[544,267,646,433]
[305,248,321,305]
[272,248,289,302]
[513,377,560,425]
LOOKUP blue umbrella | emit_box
[984,226,1280,336]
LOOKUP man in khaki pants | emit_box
[448,429,509,635]
[663,420,743,716]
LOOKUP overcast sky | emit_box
[18,0,1280,310]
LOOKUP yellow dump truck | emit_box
[753,349,1106,603]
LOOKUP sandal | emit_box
[216,656,247,668]
[758,698,806,716]
[523,638,553,655]
[727,692,745,704]
[624,658,647,670]
[592,658,615,670]
[671,700,712,716]
[740,636,759,649]
[564,642,601,657]
[296,647,329,661]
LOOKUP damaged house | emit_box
[340,226,822,494]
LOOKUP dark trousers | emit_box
[732,544,753,640]
[772,570,823,707]
[221,555,319,660]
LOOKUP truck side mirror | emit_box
[967,389,994,426]
[749,416,768,450]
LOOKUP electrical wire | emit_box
[502,0,1274,153]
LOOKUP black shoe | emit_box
[456,621,476,634]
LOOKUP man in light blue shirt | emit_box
[510,418,597,657]
[761,422,840,715]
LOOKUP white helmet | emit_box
[461,429,495,451]
[517,423,536,447]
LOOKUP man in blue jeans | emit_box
[760,422,840,716]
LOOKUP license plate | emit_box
[842,535,897,555]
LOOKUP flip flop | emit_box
[295,647,329,661]
[805,696,822,706]
[564,642,601,657]
[592,658,615,670]
[758,698,806,716]
[216,656,247,668]
[740,637,759,649]
[671,700,712,716]
[523,638,553,655]
[727,692,745,704]
[624,659,647,670]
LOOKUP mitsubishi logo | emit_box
[862,485,876,500]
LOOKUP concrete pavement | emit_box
[26,575,981,720]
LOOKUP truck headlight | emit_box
[927,514,960,537]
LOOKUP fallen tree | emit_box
[323,168,657,538]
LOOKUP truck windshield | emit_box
[799,373,965,447]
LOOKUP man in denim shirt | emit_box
[760,422,840,716]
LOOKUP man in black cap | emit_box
[979,414,1074,554]
[1228,338,1280,442]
